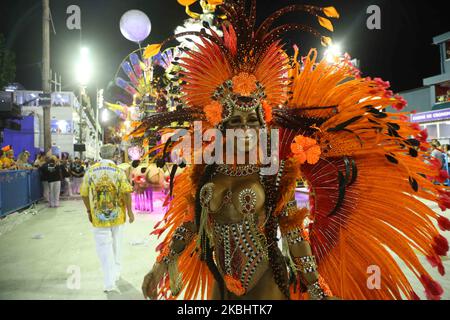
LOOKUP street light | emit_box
[101,108,110,123]
[324,44,342,63]
[75,47,93,86]
[75,47,93,158]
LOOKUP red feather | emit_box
[426,255,446,276]
[433,235,449,256]
[421,275,443,300]
[410,291,421,300]
[438,216,450,231]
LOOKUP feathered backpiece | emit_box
[274,47,450,300]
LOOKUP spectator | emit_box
[38,156,50,202]
[431,139,445,169]
[1,149,17,170]
[16,151,33,170]
[70,157,85,195]
[80,144,134,292]
[34,152,46,168]
[443,144,450,156]
[442,145,450,186]
[60,159,72,197]
[41,156,63,208]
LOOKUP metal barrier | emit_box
[0,170,43,217]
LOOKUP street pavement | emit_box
[0,196,449,300]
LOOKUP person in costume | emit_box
[134,0,450,300]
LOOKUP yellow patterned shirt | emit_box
[80,160,133,228]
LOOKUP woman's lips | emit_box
[237,136,256,143]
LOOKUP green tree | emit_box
[0,33,16,89]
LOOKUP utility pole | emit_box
[96,89,104,160]
[42,0,51,152]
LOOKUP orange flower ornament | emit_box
[204,101,223,127]
[291,135,321,165]
[232,72,257,96]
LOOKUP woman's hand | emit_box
[142,262,167,300]
[128,211,135,224]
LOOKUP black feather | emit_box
[409,177,419,192]
[385,154,398,164]
[374,112,388,119]
[328,171,346,217]
[388,127,401,138]
[169,164,178,197]
[327,116,362,132]
[388,123,401,131]
[272,109,329,134]
[406,139,420,147]
[409,148,418,158]
[343,157,351,185]
[366,106,388,119]
[368,118,381,125]
[349,158,358,186]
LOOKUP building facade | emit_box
[397,32,450,144]
[12,90,102,158]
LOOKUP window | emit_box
[426,124,438,140]
[51,120,73,134]
[52,93,71,107]
[435,83,450,104]
[446,40,450,60]
[439,122,450,138]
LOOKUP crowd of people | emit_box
[37,154,88,208]
[0,145,93,208]
[0,147,34,170]
[430,139,450,185]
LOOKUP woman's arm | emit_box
[279,198,333,300]
[142,221,197,299]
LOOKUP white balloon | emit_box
[120,10,151,43]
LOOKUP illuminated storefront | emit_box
[11,90,101,157]
[397,32,450,143]
[411,108,450,144]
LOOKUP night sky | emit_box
[1,0,449,95]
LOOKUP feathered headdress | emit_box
[137,0,340,131]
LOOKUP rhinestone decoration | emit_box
[216,164,260,177]
[281,200,298,217]
[307,281,327,300]
[238,189,257,215]
[200,184,214,207]
[286,227,305,245]
[212,219,268,293]
[295,255,318,274]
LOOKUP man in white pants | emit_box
[80,144,134,292]
[70,158,85,194]
[42,156,62,208]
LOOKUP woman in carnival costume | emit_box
[132,0,450,300]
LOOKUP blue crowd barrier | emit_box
[0,170,43,217]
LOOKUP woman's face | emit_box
[223,108,261,153]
